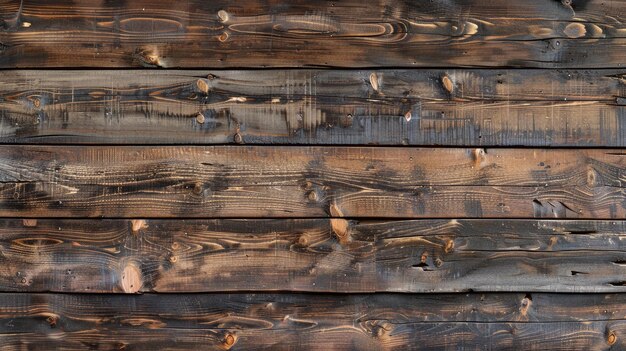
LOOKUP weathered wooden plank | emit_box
[1,219,624,293]
[0,146,624,219]
[1,69,624,146]
[3,322,625,351]
[0,293,624,350]
[1,0,625,68]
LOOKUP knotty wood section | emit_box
[0,292,624,350]
[1,146,623,218]
[1,219,625,293]
[1,70,625,146]
[1,0,625,68]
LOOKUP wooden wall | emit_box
[0,0,625,349]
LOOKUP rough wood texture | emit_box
[1,219,625,293]
[1,0,625,68]
[1,69,624,146]
[0,292,624,350]
[2,0,625,348]
[0,146,624,219]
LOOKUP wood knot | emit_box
[134,47,162,68]
[121,263,142,293]
[223,333,236,349]
[196,113,206,124]
[370,321,393,339]
[218,32,229,42]
[404,111,412,122]
[444,239,454,253]
[442,75,454,94]
[330,218,351,242]
[608,331,617,345]
[340,113,353,127]
[193,182,204,195]
[196,79,209,94]
[307,190,319,202]
[22,219,37,227]
[234,133,243,144]
[298,234,309,246]
[329,202,344,217]
[171,242,179,250]
[130,220,147,234]
[217,10,230,22]
[369,72,380,92]
[564,23,586,38]
[587,167,597,187]
[520,294,532,316]
[46,315,58,328]
[472,148,486,163]
[169,255,178,263]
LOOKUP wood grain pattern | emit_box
[0,219,625,293]
[0,292,625,350]
[0,146,624,219]
[2,0,625,348]
[1,0,625,68]
[1,69,624,146]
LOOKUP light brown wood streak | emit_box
[0,0,625,68]
[0,293,625,350]
[0,69,624,145]
[0,146,623,218]
[0,219,625,293]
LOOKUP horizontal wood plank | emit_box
[1,0,625,68]
[0,292,625,350]
[0,146,624,219]
[2,146,624,218]
[1,69,625,146]
[0,219,624,293]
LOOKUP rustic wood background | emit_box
[0,0,625,349]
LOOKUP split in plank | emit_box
[1,0,626,68]
[1,219,625,293]
[0,146,624,218]
[0,292,624,350]
[1,69,625,146]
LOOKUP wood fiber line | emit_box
[0,69,624,146]
[0,0,625,68]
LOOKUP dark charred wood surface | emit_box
[0,146,624,219]
[0,292,624,350]
[0,219,624,293]
[1,69,624,146]
[0,0,625,68]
